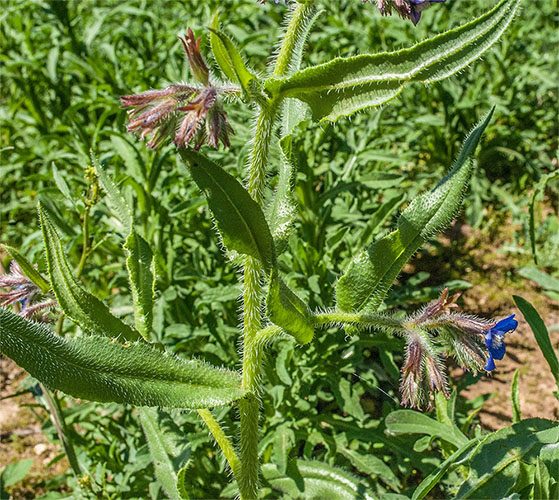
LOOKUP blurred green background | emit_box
[1,0,557,498]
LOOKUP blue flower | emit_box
[484,314,518,371]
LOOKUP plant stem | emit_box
[238,4,315,497]
[198,409,241,480]
[273,1,317,78]
[313,310,405,334]
[41,385,82,478]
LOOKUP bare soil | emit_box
[0,357,70,499]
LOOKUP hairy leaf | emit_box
[0,307,245,408]
[179,150,275,271]
[210,13,257,95]
[95,158,155,341]
[385,410,469,449]
[265,0,520,122]
[456,418,558,499]
[139,408,190,500]
[93,153,133,234]
[39,205,140,341]
[1,244,50,294]
[262,460,375,500]
[267,267,314,344]
[336,108,493,313]
[412,438,481,500]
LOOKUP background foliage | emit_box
[1,0,557,498]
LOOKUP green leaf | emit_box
[262,460,375,500]
[385,410,469,449]
[267,6,322,248]
[338,446,400,491]
[529,171,559,265]
[517,266,559,294]
[92,154,133,234]
[209,13,257,95]
[0,458,33,488]
[412,438,481,500]
[1,245,50,294]
[336,109,494,313]
[266,267,314,344]
[39,205,139,342]
[124,232,154,341]
[0,307,245,408]
[511,369,521,423]
[534,458,551,500]
[272,424,295,475]
[265,0,521,122]
[52,163,72,201]
[139,408,190,500]
[95,157,154,341]
[456,418,558,499]
[267,133,299,251]
[179,150,275,271]
[513,296,559,391]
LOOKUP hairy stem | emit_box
[273,1,317,78]
[238,4,315,497]
[41,386,82,478]
[198,409,241,480]
[313,310,405,334]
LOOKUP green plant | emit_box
[1,1,543,499]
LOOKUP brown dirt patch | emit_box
[1,357,70,499]
[419,215,559,430]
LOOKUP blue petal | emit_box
[484,330,494,348]
[484,355,496,372]
[489,340,506,361]
[492,314,518,334]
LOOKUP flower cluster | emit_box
[0,261,56,322]
[365,0,446,25]
[121,29,233,151]
[399,288,518,408]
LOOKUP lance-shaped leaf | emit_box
[266,267,314,345]
[92,153,133,234]
[179,150,275,271]
[139,408,190,500]
[262,460,375,500]
[265,0,520,122]
[267,6,321,248]
[1,245,50,294]
[456,418,558,499]
[39,205,139,341]
[336,108,494,313]
[0,307,245,408]
[94,157,155,340]
[210,13,257,96]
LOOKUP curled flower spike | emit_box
[179,28,210,85]
[398,288,519,408]
[121,28,234,151]
[366,0,446,25]
[483,315,518,372]
[0,261,56,322]
[400,339,424,408]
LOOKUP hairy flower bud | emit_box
[400,338,424,408]
[0,261,56,322]
[179,28,210,86]
[365,0,446,25]
[121,29,234,151]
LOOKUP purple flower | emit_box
[0,261,56,322]
[484,314,518,372]
[367,0,446,25]
[121,28,234,151]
